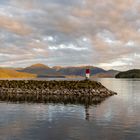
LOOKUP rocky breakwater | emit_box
[0,80,117,105]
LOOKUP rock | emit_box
[0,80,117,105]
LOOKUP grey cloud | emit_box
[0,0,140,70]
[0,15,32,35]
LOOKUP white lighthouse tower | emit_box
[85,69,90,80]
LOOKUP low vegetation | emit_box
[115,69,140,78]
[0,68,36,78]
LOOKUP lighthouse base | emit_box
[85,73,90,80]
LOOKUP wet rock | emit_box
[0,80,117,105]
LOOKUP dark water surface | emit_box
[0,78,140,140]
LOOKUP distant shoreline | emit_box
[37,75,66,78]
[116,69,140,78]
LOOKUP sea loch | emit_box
[0,78,140,140]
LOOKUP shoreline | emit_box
[0,80,117,105]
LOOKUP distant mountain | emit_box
[115,69,140,78]
[54,66,106,76]
[0,68,36,78]
[92,70,119,78]
[0,64,120,78]
[18,63,57,76]
[24,63,50,69]
[19,63,119,78]
[104,70,119,77]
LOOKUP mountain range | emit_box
[0,63,119,78]
[18,63,119,78]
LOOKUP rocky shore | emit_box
[0,80,117,105]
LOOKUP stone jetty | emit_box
[0,80,117,105]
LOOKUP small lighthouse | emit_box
[85,69,90,80]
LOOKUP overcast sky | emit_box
[0,0,140,70]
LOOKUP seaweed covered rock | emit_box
[0,80,117,105]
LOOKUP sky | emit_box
[0,0,140,70]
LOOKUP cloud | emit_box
[0,15,32,35]
[0,0,140,70]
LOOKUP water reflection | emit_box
[0,78,140,140]
[85,105,89,121]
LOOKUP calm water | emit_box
[0,78,140,140]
